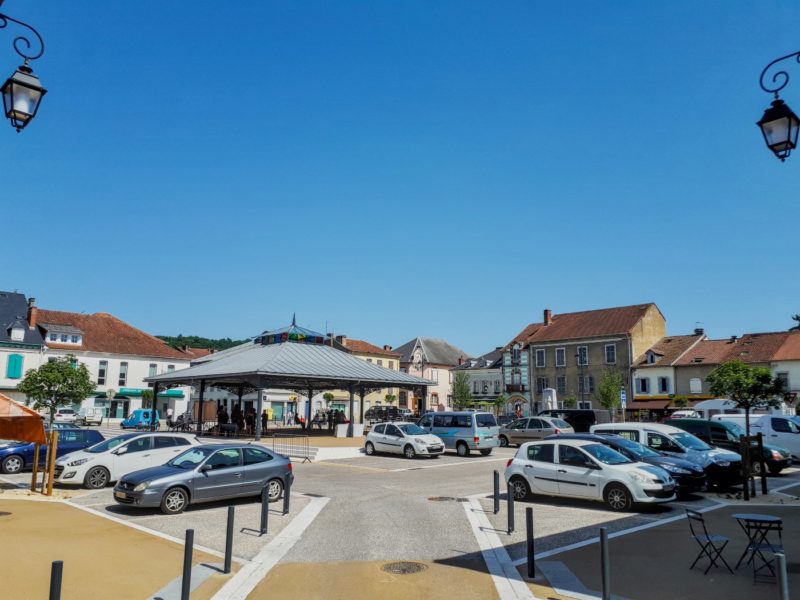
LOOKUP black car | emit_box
[537,409,611,433]
[364,406,401,423]
[548,433,707,496]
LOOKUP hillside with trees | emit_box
[157,334,249,351]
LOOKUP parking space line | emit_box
[316,461,392,473]
[390,457,509,472]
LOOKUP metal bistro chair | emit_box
[746,519,784,582]
[686,509,734,575]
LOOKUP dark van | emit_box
[364,406,401,423]
[537,409,611,433]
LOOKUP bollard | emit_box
[526,507,535,579]
[283,477,291,515]
[600,527,610,600]
[181,529,194,600]
[493,471,500,514]
[776,552,789,600]
[507,483,515,534]
[48,560,63,600]
[224,506,234,574]
[260,486,269,535]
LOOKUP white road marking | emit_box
[390,457,509,472]
[211,494,330,600]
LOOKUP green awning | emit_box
[158,390,184,398]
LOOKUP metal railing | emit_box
[271,433,312,462]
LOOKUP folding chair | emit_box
[686,509,734,575]
[748,520,783,582]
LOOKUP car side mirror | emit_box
[584,460,599,469]
[200,464,212,472]
[114,446,128,456]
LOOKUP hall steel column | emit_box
[196,380,206,436]
[359,387,365,424]
[254,388,263,441]
[420,386,427,415]
[348,384,355,437]
[150,383,160,430]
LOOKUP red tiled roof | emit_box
[343,338,400,357]
[636,334,705,367]
[675,332,791,366]
[774,332,800,361]
[526,304,659,344]
[503,323,544,351]
[38,309,191,361]
[184,347,213,358]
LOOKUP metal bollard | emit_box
[776,552,789,600]
[181,529,194,600]
[283,477,291,515]
[526,507,535,579]
[493,471,500,514]
[600,527,610,600]
[260,487,269,535]
[224,506,234,574]
[48,560,63,600]
[507,483,515,534]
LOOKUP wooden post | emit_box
[31,443,41,492]
[46,431,58,497]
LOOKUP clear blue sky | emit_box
[4,1,799,355]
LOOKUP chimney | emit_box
[335,334,347,347]
[729,335,737,343]
[27,297,38,329]
[544,308,553,326]
[383,344,392,351]
[458,356,463,365]
[694,328,704,336]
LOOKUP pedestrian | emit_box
[261,409,268,432]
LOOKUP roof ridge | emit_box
[551,303,655,318]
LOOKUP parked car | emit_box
[747,415,800,460]
[499,416,574,447]
[76,407,104,426]
[364,406,401,423]
[548,433,706,496]
[591,423,742,489]
[537,409,611,433]
[113,444,293,515]
[417,411,500,456]
[364,422,445,458]
[53,408,77,424]
[669,418,791,475]
[0,428,104,474]
[54,432,200,489]
[505,439,675,511]
[121,409,160,430]
[496,415,517,427]
[44,422,82,430]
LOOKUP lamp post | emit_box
[0,7,46,131]
[575,349,587,407]
[757,52,800,160]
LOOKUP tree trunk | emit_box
[745,407,750,437]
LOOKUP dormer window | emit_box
[10,326,24,342]
[646,352,656,364]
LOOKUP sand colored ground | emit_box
[247,559,500,600]
[0,499,233,600]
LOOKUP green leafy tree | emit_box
[671,395,689,409]
[492,393,506,415]
[452,371,473,410]
[707,361,785,435]
[157,335,249,352]
[384,394,397,406]
[597,369,624,421]
[323,392,335,407]
[790,314,800,331]
[141,389,154,409]
[17,356,95,427]
[562,396,577,409]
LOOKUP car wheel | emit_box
[84,466,110,489]
[161,487,189,514]
[604,484,633,512]
[456,442,470,457]
[510,476,530,501]
[404,445,416,459]
[266,478,284,502]
[499,436,509,448]
[480,449,492,456]
[769,465,783,476]
[1,455,23,474]
[365,442,376,456]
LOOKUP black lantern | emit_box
[756,98,800,161]
[1,63,46,132]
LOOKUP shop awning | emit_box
[0,392,46,444]
[627,400,670,410]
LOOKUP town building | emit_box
[773,332,800,402]
[504,304,666,414]
[394,337,471,412]
[450,348,503,411]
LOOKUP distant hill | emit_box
[157,334,249,352]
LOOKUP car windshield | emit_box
[612,436,660,459]
[582,443,632,465]
[551,418,571,429]
[726,422,746,437]
[397,424,426,435]
[86,434,138,454]
[476,414,497,428]
[672,431,712,451]
[168,447,216,469]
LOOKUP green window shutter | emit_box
[6,354,23,379]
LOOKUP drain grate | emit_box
[382,561,428,575]
[427,496,469,502]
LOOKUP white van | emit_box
[77,407,104,426]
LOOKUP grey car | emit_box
[498,416,574,447]
[112,444,293,514]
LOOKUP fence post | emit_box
[526,507,535,579]
[600,527,610,600]
[493,471,500,514]
[181,529,194,600]
[507,483,515,534]
[224,506,234,574]
[758,433,767,495]
[48,560,63,600]
[260,487,269,535]
[776,552,789,600]
[740,435,750,502]
[283,477,291,515]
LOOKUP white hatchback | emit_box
[505,439,676,511]
[365,422,445,459]
[53,408,77,423]
[54,432,200,489]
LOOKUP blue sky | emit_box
[3,1,799,355]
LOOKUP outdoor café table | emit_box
[732,513,783,573]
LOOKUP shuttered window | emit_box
[6,354,23,379]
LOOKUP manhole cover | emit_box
[427,496,469,502]
[382,561,428,575]
[787,563,800,574]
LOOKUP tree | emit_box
[17,356,95,426]
[707,361,785,435]
[790,314,800,331]
[671,395,689,409]
[597,369,624,421]
[562,396,577,409]
[452,371,473,410]
[323,392,335,407]
[492,394,506,416]
[384,394,397,406]
[141,389,154,410]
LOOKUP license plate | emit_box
[114,491,127,500]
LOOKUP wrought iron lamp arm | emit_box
[0,12,44,62]
[759,51,800,97]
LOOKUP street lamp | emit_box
[757,52,800,161]
[0,10,46,132]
